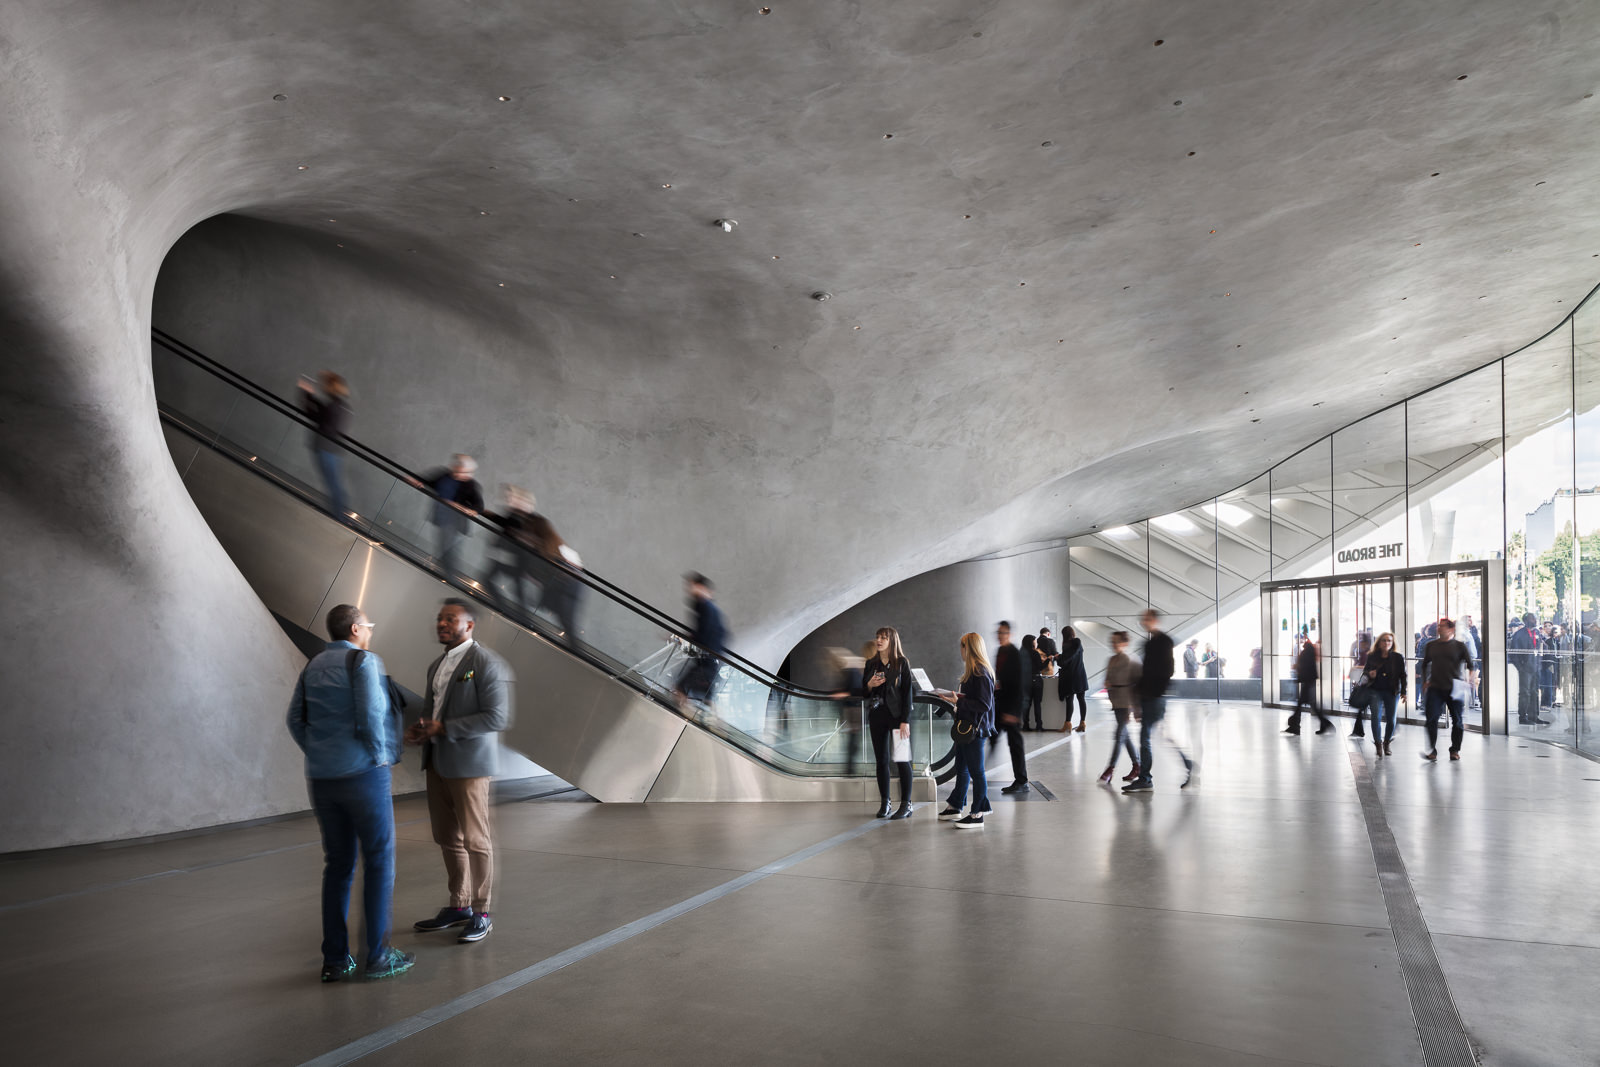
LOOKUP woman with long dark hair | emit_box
[938,632,996,829]
[1022,633,1046,731]
[863,627,914,819]
[1056,625,1089,732]
[1362,631,1406,757]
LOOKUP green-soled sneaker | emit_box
[365,949,415,980]
[320,954,357,983]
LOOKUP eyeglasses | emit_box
[357,621,377,630]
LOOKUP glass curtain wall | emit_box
[1057,281,1600,757]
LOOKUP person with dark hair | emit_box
[287,604,411,982]
[1124,609,1193,792]
[298,370,352,517]
[1036,626,1059,728]
[1420,617,1475,762]
[1022,633,1046,732]
[863,627,915,819]
[1183,640,1200,679]
[1285,636,1332,735]
[406,454,485,577]
[407,598,515,945]
[674,573,727,712]
[1056,625,1089,732]
[992,621,1029,795]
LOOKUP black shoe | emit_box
[1122,779,1153,793]
[414,906,474,932]
[875,800,892,818]
[1315,725,1333,735]
[458,912,492,943]
[365,949,415,980]
[1001,781,1031,795]
[889,804,913,820]
[321,954,356,983]
[1284,724,1300,734]
[1535,717,1551,725]
[954,814,985,829]
[937,806,965,821]
[1351,730,1365,738]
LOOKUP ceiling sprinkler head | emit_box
[714,218,738,232]
[811,291,832,301]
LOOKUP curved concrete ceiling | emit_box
[14,0,1600,670]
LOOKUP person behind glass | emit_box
[405,454,484,577]
[298,371,352,518]
[1362,632,1406,758]
[863,627,915,819]
[1183,640,1199,679]
[1036,625,1059,713]
[1285,637,1332,735]
[1461,614,1483,708]
[1098,631,1141,784]
[1022,633,1046,732]
[826,643,872,772]
[1249,647,1263,679]
[1123,609,1193,792]
[674,572,726,714]
[991,621,1030,795]
[937,632,996,828]
[286,604,412,982]
[1539,623,1559,709]
[523,513,585,648]
[1201,643,1221,678]
[1510,613,1546,724]
[483,485,540,615]
[1348,631,1374,738]
[1056,625,1089,732]
[1419,617,1476,762]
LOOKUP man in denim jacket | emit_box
[287,603,410,982]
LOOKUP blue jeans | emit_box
[1106,708,1138,770]
[309,764,395,966]
[1136,695,1190,784]
[313,447,349,516]
[1424,688,1465,754]
[1367,690,1398,743]
[945,737,991,813]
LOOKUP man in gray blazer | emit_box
[406,598,514,944]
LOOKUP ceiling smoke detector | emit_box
[713,218,738,232]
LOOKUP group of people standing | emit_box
[287,598,514,982]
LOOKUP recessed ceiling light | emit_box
[811,291,832,301]
[272,94,287,101]
[498,95,511,102]
[661,183,672,189]
[1151,514,1198,534]
[1102,526,1140,541]
[297,165,308,170]
[713,218,738,231]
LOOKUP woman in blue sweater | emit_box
[938,632,997,829]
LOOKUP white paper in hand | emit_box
[890,732,912,763]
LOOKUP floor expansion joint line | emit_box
[1346,750,1478,1067]
[297,811,911,1067]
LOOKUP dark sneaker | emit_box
[320,954,356,983]
[954,814,985,829]
[365,949,414,980]
[414,906,474,932]
[1001,781,1030,795]
[937,806,966,821]
[458,912,493,943]
[1122,779,1153,793]
[1420,749,1437,762]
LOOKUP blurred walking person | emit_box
[1098,631,1141,784]
[1123,609,1193,792]
[993,621,1029,795]
[287,604,412,981]
[1419,617,1476,763]
[407,455,484,577]
[1056,625,1089,732]
[1285,637,1332,735]
[523,513,585,648]
[674,573,727,713]
[938,632,996,828]
[298,371,352,517]
[863,627,915,819]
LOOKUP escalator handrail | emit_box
[150,328,849,700]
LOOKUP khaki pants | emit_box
[426,769,494,912]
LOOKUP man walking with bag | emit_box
[408,598,515,944]
[287,604,412,982]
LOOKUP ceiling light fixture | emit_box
[498,95,511,102]
[811,291,832,301]
[713,218,738,232]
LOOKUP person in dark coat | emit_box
[298,370,352,517]
[674,572,727,712]
[938,632,996,828]
[406,454,485,577]
[992,622,1029,795]
[863,627,915,819]
[1285,637,1332,735]
[1056,626,1089,732]
[1123,609,1192,792]
[1022,633,1046,731]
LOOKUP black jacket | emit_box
[301,392,349,443]
[864,655,913,727]
[954,667,996,739]
[421,468,485,531]
[1295,641,1319,683]
[994,643,1024,714]
[1364,648,1406,695]
[1138,631,1175,698]
[1057,637,1088,693]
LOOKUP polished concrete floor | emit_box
[3,704,1597,1066]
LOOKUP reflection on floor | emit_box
[3,703,1598,1066]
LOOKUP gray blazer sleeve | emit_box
[444,646,514,741]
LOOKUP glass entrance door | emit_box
[1263,560,1504,734]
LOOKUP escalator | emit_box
[152,329,951,802]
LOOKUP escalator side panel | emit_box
[644,726,934,803]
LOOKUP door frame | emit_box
[1260,559,1506,735]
